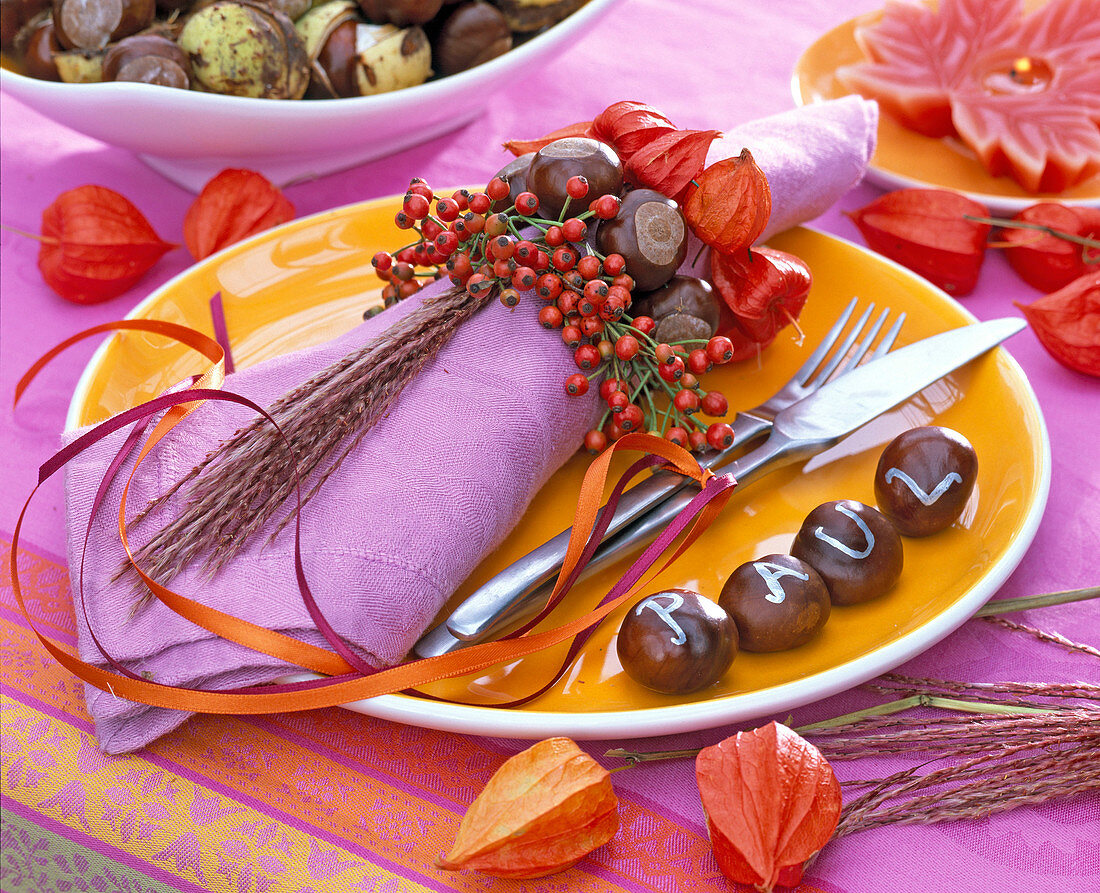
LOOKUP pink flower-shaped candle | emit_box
[838,0,1100,192]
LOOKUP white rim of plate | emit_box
[64,204,1052,740]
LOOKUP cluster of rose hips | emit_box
[372,176,738,454]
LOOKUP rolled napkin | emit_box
[64,97,878,753]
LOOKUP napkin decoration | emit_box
[53,96,877,753]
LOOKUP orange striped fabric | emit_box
[2,536,832,893]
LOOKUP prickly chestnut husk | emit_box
[300,1,431,98]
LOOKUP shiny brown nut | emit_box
[595,188,688,291]
[302,0,431,98]
[634,275,720,334]
[0,0,18,48]
[433,0,510,76]
[267,0,310,18]
[495,0,582,32]
[527,137,623,220]
[490,152,533,212]
[791,500,903,606]
[2,0,51,50]
[718,554,830,652]
[654,312,712,345]
[616,589,737,694]
[179,0,311,98]
[302,10,357,96]
[874,426,978,537]
[298,0,358,96]
[102,33,189,86]
[14,15,62,78]
[52,0,154,50]
[358,0,441,25]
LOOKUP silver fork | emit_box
[413,298,905,656]
[706,297,904,465]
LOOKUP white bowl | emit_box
[0,0,624,192]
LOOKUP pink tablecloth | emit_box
[2,1,1097,891]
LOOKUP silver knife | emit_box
[414,316,1025,657]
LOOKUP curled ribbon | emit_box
[11,318,736,715]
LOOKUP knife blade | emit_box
[413,316,1024,657]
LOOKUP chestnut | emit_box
[526,137,623,220]
[654,312,712,345]
[595,187,688,291]
[14,16,62,79]
[300,2,432,98]
[52,0,155,50]
[495,0,583,33]
[305,15,358,97]
[358,0,442,26]
[179,0,311,99]
[616,589,737,694]
[489,152,533,212]
[874,426,978,537]
[2,0,51,50]
[103,33,189,87]
[267,0,311,18]
[791,500,903,606]
[718,554,830,652]
[634,275,721,334]
[433,0,511,76]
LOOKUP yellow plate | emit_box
[67,196,1050,739]
[792,9,1100,213]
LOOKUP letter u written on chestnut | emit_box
[790,501,903,606]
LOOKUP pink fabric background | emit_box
[2,0,1097,889]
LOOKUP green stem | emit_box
[0,223,54,244]
[604,694,1064,765]
[974,586,1099,616]
[965,215,1100,253]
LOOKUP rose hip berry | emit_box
[565,373,590,396]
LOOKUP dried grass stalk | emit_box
[833,718,1099,835]
[979,616,1100,656]
[125,282,492,601]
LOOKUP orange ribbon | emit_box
[12,320,735,715]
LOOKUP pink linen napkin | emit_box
[64,97,878,753]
